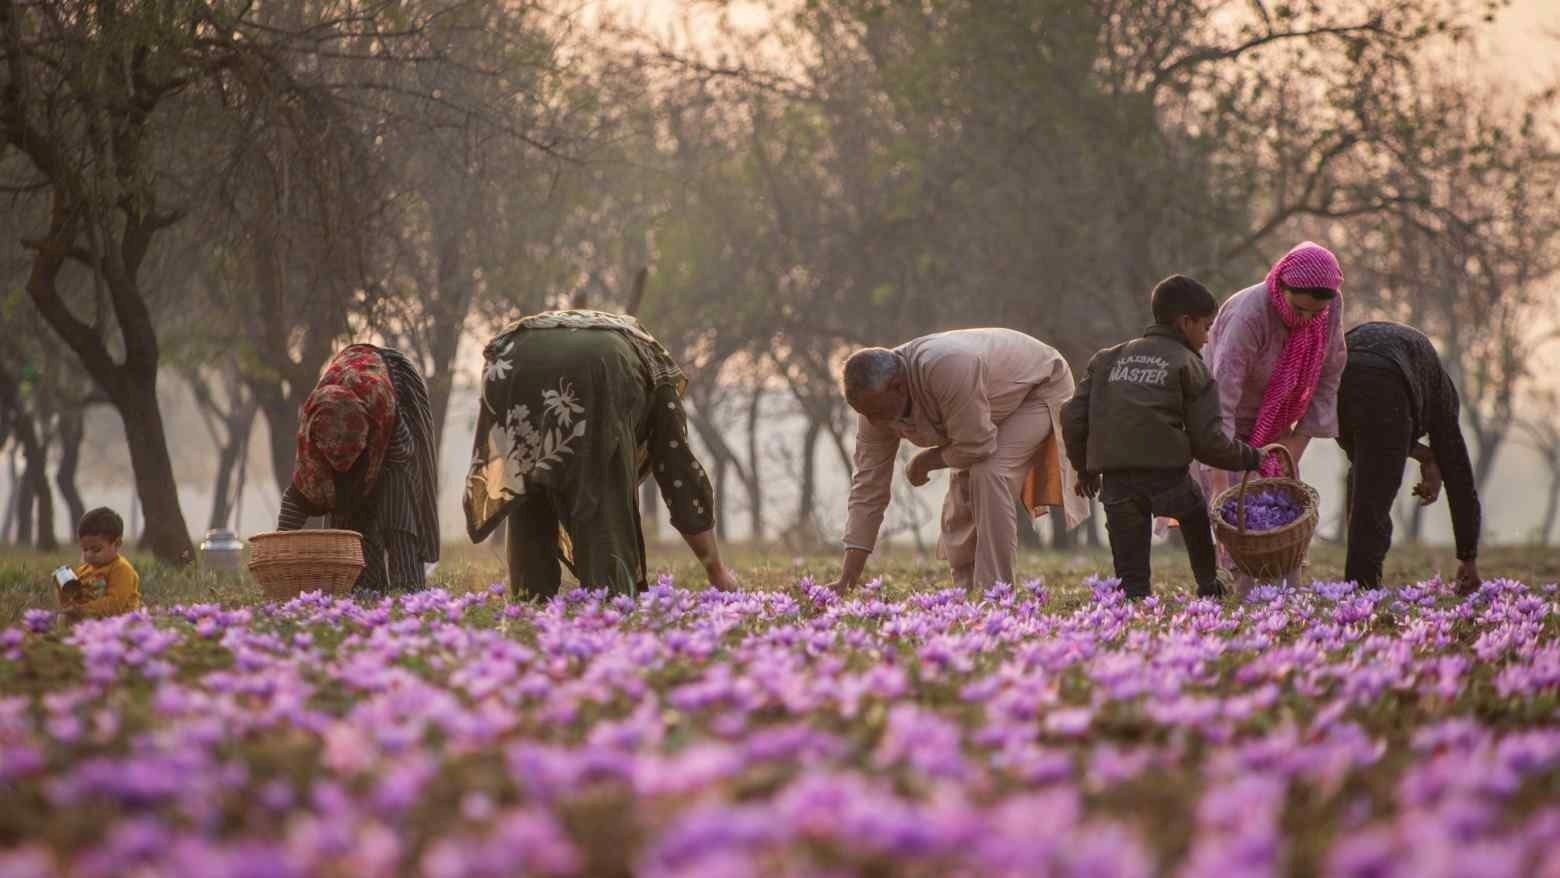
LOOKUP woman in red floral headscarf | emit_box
[277,344,440,592]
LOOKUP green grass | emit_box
[4,539,1555,626]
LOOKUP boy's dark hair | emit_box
[1151,274,1219,324]
[78,507,124,542]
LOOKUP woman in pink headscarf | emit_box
[1196,241,1347,583]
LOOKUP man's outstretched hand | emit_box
[1412,460,1443,506]
[682,528,741,592]
[706,562,742,592]
[907,448,944,487]
[825,548,870,593]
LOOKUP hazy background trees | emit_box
[3,0,1557,560]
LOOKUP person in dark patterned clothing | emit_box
[465,310,739,598]
[277,344,440,593]
[1337,322,1480,593]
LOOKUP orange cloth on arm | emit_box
[66,555,141,617]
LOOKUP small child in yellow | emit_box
[60,507,141,618]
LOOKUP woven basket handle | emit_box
[1262,442,1298,479]
[1236,443,1296,535]
[1235,467,1252,535]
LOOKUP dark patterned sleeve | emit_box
[1429,374,1480,561]
[379,347,440,563]
[385,417,413,466]
[277,484,324,531]
[646,383,716,535]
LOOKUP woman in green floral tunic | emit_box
[464,310,740,597]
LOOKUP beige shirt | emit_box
[843,328,1084,552]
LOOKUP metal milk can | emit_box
[199,528,245,573]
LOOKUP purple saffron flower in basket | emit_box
[1221,488,1304,531]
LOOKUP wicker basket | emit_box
[1210,444,1320,581]
[246,530,365,600]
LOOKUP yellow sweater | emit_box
[65,555,141,617]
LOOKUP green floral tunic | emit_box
[464,311,715,596]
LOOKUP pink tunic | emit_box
[1189,282,1346,538]
[1205,283,1347,443]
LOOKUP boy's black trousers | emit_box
[1101,468,1220,598]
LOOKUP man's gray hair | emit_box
[842,348,902,403]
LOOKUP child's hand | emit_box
[1075,473,1101,499]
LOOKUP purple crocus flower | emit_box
[21,610,54,634]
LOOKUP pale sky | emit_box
[1486,0,1557,78]
[600,0,1556,87]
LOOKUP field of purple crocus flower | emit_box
[0,548,1557,877]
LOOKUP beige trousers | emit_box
[938,395,1053,589]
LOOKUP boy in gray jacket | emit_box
[1061,275,1262,599]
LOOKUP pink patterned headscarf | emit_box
[1250,242,1343,476]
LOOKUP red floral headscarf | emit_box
[292,345,397,508]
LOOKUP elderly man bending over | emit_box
[827,328,1089,591]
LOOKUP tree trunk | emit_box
[118,380,194,562]
[1540,458,1560,546]
[794,418,822,543]
[1405,500,1425,545]
[257,391,300,496]
[16,412,54,550]
[31,454,56,551]
[244,201,347,497]
[22,202,195,564]
[208,400,259,531]
[641,478,661,542]
[14,463,33,547]
[712,455,729,540]
[55,406,86,529]
[0,369,25,544]
[208,448,238,532]
[745,386,764,542]
[1049,509,1077,549]
[425,353,456,466]
[425,231,475,454]
[1345,467,1355,542]
[1470,428,1506,493]
[1016,499,1041,549]
[685,400,752,540]
[628,271,658,542]
[1334,468,1352,543]
[233,426,251,535]
[825,418,854,477]
[2,445,19,543]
